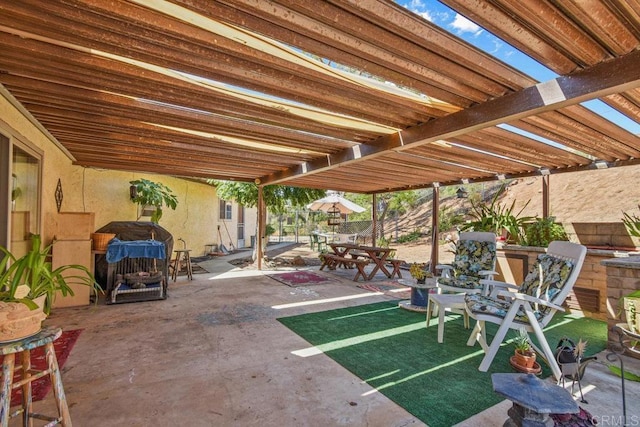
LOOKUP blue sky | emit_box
[398,0,640,135]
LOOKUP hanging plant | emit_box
[129,179,178,223]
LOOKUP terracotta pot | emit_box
[0,295,47,342]
[514,349,537,369]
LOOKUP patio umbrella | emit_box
[307,194,365,214]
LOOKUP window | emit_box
[219,199,232,220]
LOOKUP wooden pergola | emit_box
[1,1,640,264]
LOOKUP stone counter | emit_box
[601,256,640,359]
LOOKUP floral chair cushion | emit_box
[438,276,484,291]
[465,293,539,323]
[465,253,575,322]
[451,240,497,277]
[519,254,574,303]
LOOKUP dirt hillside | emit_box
[395,163,640,236]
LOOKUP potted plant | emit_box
[522,216,569,247]
[0,234,100,341]
[129,178,178,223]
[410,263,430,284]
[512,328,537,369]
[460,184,532,244]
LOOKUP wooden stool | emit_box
[171,249,193,281]
[0,326,71,426]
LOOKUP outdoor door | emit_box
[0,133,42,255]
[237,205,245,248]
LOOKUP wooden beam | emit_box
[430,186,439,274]
[542,175,550,218]
[261,49,640,186]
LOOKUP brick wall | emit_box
[565,222,640,250]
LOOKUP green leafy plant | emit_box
[513,328,533,354]
[265,224,276,237]
[0,234,100,314]
[461,184,532,243]
[129,179,178,223]
[397,230,422,244]
[622,205,640,237]
[438,206,465,232]
[410,263,431,280]
[522,216,569,247]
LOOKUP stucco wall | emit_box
[1,89,256,260]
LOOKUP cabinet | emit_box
[51,239,92,308]
[50,212,95,308]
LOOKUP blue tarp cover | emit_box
[106,238,166,263]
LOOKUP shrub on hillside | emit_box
[397,230,422,243]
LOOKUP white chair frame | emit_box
[465,241,587,380]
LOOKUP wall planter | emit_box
[622,291,640,334]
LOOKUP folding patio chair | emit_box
[464,241,587,380]
[436,232,498,295]
[310,233,327,252]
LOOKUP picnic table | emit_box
[322,243,402,281]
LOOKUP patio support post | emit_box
[430,185,440,274]
[372,193,377,247]
[257,185,265,270]
[542,175,550,218]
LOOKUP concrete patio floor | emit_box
[26,244,640,426]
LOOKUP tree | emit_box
[346,191,418,240]
[211,180,326,259]
[212,181,325,214]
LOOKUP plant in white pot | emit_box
[0,234,100,342]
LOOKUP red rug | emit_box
[0,329,82,407]
[268,271,332,287]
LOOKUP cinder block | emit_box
[622,279,640,290]
[606,267,626,278]
[607,277,623,288]
[622,269,640,279]
[596,223,622,235]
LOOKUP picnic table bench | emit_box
[386,259,404,279]
[350,251,403,279]
[320,253,370,281]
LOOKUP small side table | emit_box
[171,249,193,281]
[0,326,71,426]
[426,293,469,343]
[398,278,437,313]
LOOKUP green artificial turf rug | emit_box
[277,301,606,427]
